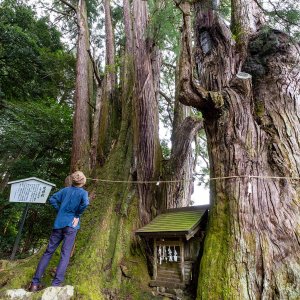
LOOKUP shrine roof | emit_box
[135,205,209,240]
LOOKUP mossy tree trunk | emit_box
[178,0,300,298]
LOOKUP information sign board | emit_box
[8,177,56,203]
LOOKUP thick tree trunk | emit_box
[71,0,90,172]
[132,0,161,223]
[178,0,300,298]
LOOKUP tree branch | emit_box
[254,0,300,28]
[162,61,176,70]
[87,50,103,86]
[177,1,209,111]
[159,90,173,105]
[169,116,203,173]
[87,101,96,111]
[49,7,75,19]
[58,0,77,12]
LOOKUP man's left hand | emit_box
[72,217,79,227]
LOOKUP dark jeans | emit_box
[32,226,77,286]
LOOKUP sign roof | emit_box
[8,177,56,187]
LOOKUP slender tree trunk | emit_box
[71,0,90,172]
[123,0,133,55]
[99,0,117,163]
[122,0,133,115]
[161,116,203,209]
[90,85,103,169]
[88,43,104,169]
[121,0,134,152]
[104,0,115,95]
[160,64,203,209]
[0,171,10,193]
[178,0,300,298]
[97,0,118,164]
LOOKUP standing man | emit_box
[29,171,89,291]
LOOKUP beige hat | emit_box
[71,171,86,187]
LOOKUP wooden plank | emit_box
[155,240,182,246]
[149,280,186,289]
[180,239,185,282]
[153,239,157,280]
[162,204,210,213]
[157,271,181,277]
[186,224,201,240]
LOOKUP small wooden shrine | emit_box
[136,205,209,289]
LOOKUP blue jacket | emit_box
[49,186,89,229]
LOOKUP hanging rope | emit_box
[85,175,300,185]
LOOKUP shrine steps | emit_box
[152,264,185,289]
[149,280,186,290]
[156,276,182,283]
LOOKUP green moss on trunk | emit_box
[197,194,231,299]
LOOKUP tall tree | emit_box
[178,0,300,298]
[132,0,161,223]
[69,0,91,172]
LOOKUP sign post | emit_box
[8,177,55,260]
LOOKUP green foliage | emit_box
[148,0,181,53]
[0,0,75,259]
[0,0,75,102]
[267,6,300,40]
[0,100,73,258]
[0,100,73,181]
[219,0,231,21]
[86,0,101,24]
[160,139,171,159]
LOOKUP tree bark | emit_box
[70,0,90,172]
[98,0,118,164]
[162,116,203,209]
[161,59,203,209]
[104,0,115,95]
[132,0,161,224]
[178,0,300,298]
[90,85,103,169]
